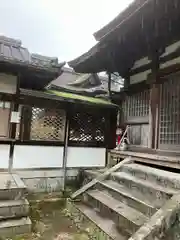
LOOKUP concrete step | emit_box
[121,163,180,190]
[0,217,31,238]
[0,199,29,220]
[84,168,108,178]
[0,188,26,200]
[111,172,178,208]
[0,173,26,200]
[84,189,149,235]
[97,180,156,216]
[75,203,129,240]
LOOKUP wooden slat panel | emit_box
[159,74,180,149]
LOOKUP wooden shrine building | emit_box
[69,0,180,167]
[0,36,117,192]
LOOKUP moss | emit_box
[48,90,116,106]
[8,191,91,240]
[27,191,63,201]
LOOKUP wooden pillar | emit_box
[150,83,160,149]
[10,74,20,139]
[107,109,117,150]
[62,110,70,193]
[124,75,130,90]
[149,49,160,149]
[9,73,21,172]
[108,72,112,100]
[20,106,32,140]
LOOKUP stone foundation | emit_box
[15,169,79,193]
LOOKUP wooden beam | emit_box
[110,149,180,164]
[126,116,149,125]
[149,37,160,149]
[71,157,132,199]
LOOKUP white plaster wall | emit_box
[0,144,10,168]
[130,69,151,84]
[132,57,151,70]
[161,40,180,58]
[0,73,17,94]
[13,145,64,168]
[67,147,106,168]
[160,57,180,69]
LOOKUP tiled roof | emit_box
[0,36,31,63]
[20,88,117,108]
[48,83,107,96]
[51,67,80,86]
[50,68,121,94]
[68,73,101,87]
[0,36,65,72]
[94,0,147,41]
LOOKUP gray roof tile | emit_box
[0,36,64,72]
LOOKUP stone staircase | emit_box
[70,159,180,239]
[0,173,31,238]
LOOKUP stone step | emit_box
[0,173,26,200]
[84,168,108,178]
[84,189,149,235]
[0,199,29,220]
[111,172,178,208]
[0,217,31,238]
[0,188,26,200]
[122,163,180,190]
[97,180,156,216]
[75,203,129,240]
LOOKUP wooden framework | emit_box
[0,36,119,177]
[0,77,117,175]
[67,0,180,154]
[16,97,116,149]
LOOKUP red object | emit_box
[117,135,121,144]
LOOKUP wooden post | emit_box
[149,48,160,149]
[150,83,160,149]
[9,73,21,172]
[108,72,112,100]
[62,112,70,193]
[21,106,32,140]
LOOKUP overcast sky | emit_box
[0,0,133,62]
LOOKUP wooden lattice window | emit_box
[122,90,150,121]
[69,110,106,146]
[30,107,66,141]
[160,75,180,146]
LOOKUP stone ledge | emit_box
[129,194,180,240]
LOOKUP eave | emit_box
[69,0,180,76]
[94,0,150,41]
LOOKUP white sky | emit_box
[0,0,133,62]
